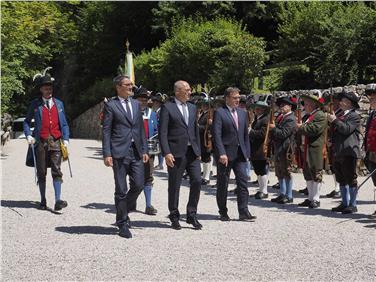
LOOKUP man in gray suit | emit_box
[159,80,202,230]
[212,87,255,221]
[102,75,149,238]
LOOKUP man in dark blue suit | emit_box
[212,87,256,221]
[102,75,149,238]
[159,80,202,230]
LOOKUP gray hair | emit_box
[224,87,240,97]
[113,75,130,86]
[174,80,187,94]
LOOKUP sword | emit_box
[30,143,38,185]
[357,167,376,190]
[67,156,73,177]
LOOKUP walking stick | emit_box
[357,167,376,190]
[30,143,38,185]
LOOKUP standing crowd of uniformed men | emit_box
[23,69,376,238]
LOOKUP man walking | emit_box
[24,69,70,212]
[102,75,149,238]
[212,87,255,221]
[159,80,202,230]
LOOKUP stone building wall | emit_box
[71,101,104,140]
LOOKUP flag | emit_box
[126,51,135,84]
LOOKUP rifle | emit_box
[203,88,214,151]
[262,94,275,157]
[323,88,333,170]
[294,96,303,168]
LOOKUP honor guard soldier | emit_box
[270,96,297,204]
[296,91,327,209]
[364,84,376,218]
[24,68,70,211]
[249,100,271,199]
[328,91,361,214]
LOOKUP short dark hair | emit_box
[113,75,130,86]
[224,87,240,97]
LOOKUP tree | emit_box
[275,2,376,88]
[135,17,267,94]
[1,1,77,115]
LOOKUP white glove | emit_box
[63,140,69,147]
[27,135,35,145]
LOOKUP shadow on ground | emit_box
[1,200,39,209]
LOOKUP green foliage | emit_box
[1,1,77,114]
[276,2,376,87]
[135,17,267,94]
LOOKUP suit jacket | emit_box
[249,113,269,160]
[159,99,201,158]
[212,106,250,161]
[332,109,361,159]
[298,109,327,170]
[23,97,69,142]
[271,112,296,161]
[102,97,147,159]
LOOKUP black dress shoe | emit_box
[201,179,210,185]
[298,199,311,207]
[342,205,358,214]
[145,205,158,215]
[272,183,280,189]
[171,220,182,230]
[271,194,284,203]
[119,225,132,238]
[186,216,203,230]
[219,213,230,221]
[39,199,47,210]
[369,211,376,219]
[326,190,341,198]
[331,203,347,212]
[54,200,68,211]
[309,200,320,209]
[239,210,257,221]
[254,192,269,199]
[298,188,308,195]
[277,195,293,204]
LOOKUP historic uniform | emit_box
[270,96,297,204]
[364,84,376,217]
[197,94,213,185]
[24,69,70,211]
[249,100,270,199]
[330,91,361,214]
[133,88,159,215]
[297,92,327,208]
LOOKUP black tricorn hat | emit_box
[276,96,297,111]
[338,91,360,109]
[133,86,150,99]
[151,92,164,103]
[33,67,55,88]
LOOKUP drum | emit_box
[148,139,161,155]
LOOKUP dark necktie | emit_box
[124,98,132,120]
[45,99,50,110]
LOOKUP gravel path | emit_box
[2,139,375,281]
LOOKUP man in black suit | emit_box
[102,75,149,238]
[159,80,202,230]
[212,87,255,221]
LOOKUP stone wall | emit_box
[71,101,104,140]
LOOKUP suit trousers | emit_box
[216,148,249,215]
[112,144,144,227]
[167,146,201,220]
